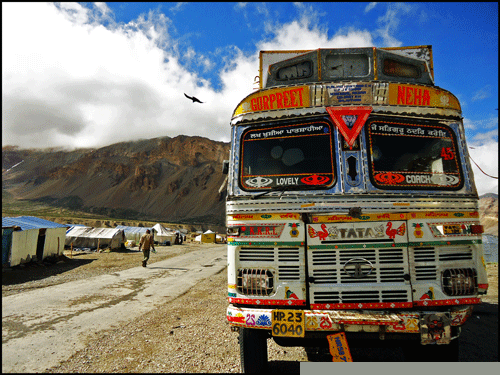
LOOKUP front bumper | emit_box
[227,304,473,344]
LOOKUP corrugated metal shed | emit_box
[2,216,67,266]
[2,216,68,230]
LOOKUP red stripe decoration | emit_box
[413,297,482,307]
[228,297,306,306]
[311,301,413,310]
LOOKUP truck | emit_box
[223,46,488,370]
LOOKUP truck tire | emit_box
[403,338,459,362]
[239,328,268,372]
[305,346,332,362]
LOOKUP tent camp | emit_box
[115,225,150,244]
[2,216,68,267]
[152,223,176,245]
[65,227,125,250]
[115,224,176,246]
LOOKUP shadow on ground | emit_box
[2,256,95,286]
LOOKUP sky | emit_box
[2,2,498,195]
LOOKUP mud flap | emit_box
[327,332,353,362]
[420,312,451,345]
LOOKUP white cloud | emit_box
[374,2,413,46]
[365,2,378,13]
[1,2,424,151]
[467,140,499,196]
[2,2,235,149]
[471,84,492,102]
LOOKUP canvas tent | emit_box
[115,225,150,244]
[115,224,176,245]
[65,227,125,250]
[2,216,68,267]
[152,223,176,245]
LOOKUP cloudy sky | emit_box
[2,2,498,195]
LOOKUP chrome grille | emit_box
[413,247,436,262]
[312,290,409,304]
[310,248,406,284]
[439,247,473,261]
[278,248,300,262]
[239,247,274,262]
[415,265,437,280]
[278,265,301,280]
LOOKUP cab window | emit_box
[366,120,463,190]
[240,121,335,190]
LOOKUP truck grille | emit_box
[313,290,409,304]
[309,247,410,305]
[239,247,274,262]
[310,248,406,284]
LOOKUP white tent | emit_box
[65,227,125,250]
[152,223,176,245]
[115,225,150,243]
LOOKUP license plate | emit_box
[327,332,353,362]
[444,224,461,234]
[271,310,305,337]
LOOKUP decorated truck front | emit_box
[225,46,488,370]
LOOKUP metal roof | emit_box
[2,216,69,231]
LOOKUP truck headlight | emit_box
[237,268,274,296]
[442,268,477,296]
[227,227,240,237]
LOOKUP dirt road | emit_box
[2,244,227,373]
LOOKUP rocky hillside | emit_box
[479,194,498,236]
[2,136,230,226]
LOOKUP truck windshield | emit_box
[366,120,463,190]
[240,121,335,191]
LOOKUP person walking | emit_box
[139,229,155,267]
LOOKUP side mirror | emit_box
[222,160,229,174]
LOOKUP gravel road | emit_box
[2,244,498,372]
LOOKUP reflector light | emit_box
[470,224,484,234]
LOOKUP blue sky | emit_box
[2,2,498,194]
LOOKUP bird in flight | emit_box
[184,93,203,103]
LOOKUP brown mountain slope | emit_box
[2,136,230,226]
[479,195,499,236]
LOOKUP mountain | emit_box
[2,136,230,227]
[479,194,498,236]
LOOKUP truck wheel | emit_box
[403,339,459,362]
[305,347,331,362]
[239,328,268,372]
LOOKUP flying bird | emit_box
[184,93,203,103]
